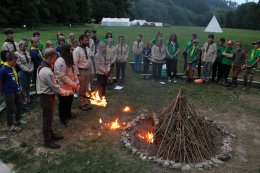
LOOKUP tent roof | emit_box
[101,18,130,22]
[204,15,223,33]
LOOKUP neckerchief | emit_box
[250,48,260,60]
[4,62,18,84]
[31,46,43,60]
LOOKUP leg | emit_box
[14,91,22,123]
[152,62,157,80]
[121,62,126,83]
[4,93,16,127]
[216,62,222,82]
[138,55,142,72]
[197,59,201,78]
[58,95,67,124]
[212,62,217,81]
[158,63,163,80]
[116,62,120,83]
[67,95,74,119]
[173,59,177,79]
[166,60,171,80]
[78,71,87,107]
[134,56,138,72]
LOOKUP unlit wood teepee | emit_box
[154,87,216,163]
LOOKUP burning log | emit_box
[154,87,216,163]
[79,90,107,107]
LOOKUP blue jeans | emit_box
[18,71,32,104]
[134,55,142,73]
[202,62,213,83]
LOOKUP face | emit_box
[35,35,40,40]
[59,40,65,46]
[8,58,17,67]
[119,37,124,44]
[219,40,224,46]
[228,44,233,48]
[208,37,213,43]
[108,34,112,38]
[32,39,39,48]
[157,39,162,45]
[108,38,113,45]
[57,32,63,39]
[47,42,54,48]
[193,42,198,47]
[7,33,14,40]
[48,54,58,65]
[81,37,89,46]
[20,43,28,52]
[137,36,142,41]
[235,45,240,51]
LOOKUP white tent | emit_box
[204,15,223,33]
[131,20,147,26]
[101,18,130,26]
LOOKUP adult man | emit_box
[73,35,93,111]
[2,28,18,53]
[201,34,217,84]
[37,48,69,149]
[132,34,144,73]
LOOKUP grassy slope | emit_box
[0,26,259,173]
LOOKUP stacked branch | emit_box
[154,87,216,163]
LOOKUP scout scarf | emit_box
[250,48,260,60]
[189,45,199,61]
[4,62,18,84]
[206,41,214,53]
[31,46,43,60]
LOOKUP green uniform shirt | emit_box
[188,46,200,61]
[167,41,179,60]
[186,41,192,53]
[222,48,235,65]
[248,48,260,66]
[216,45,225,62]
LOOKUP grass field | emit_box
[0,25,260,173]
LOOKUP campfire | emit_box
[138,131,154,143]
[122,106,131,113]
[110,118,120,130]
[86,91,107,107]
[99,118,121,130]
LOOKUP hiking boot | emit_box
[51,132,64,140]
[44,141,61,149]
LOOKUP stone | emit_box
[205,116,214,122]
[195,163,204,169]
[229,133,237,139]
[217,154,231,162]
[162,160,170,167]
[132,148,137,154]
[203,163,212,170]
[125,143,131,148]
[142,109,149,113]
[148,157,153,161]
[136,152,142,156]
[207,160,214,166]
[171,163,182,169]
[142,156,147,160]
[211,158,225,165]
[181,164,191,172]
[197,168,204,171]
[125,134,129,137]
[170,160,175,165]
[0,161,11,173]
[221,145,233,153]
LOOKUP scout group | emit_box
[0,28,259,149]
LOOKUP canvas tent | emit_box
[101,18,130,26]
[131,20,147,26]
[204,15,223,33]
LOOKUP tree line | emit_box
[0,0,259,30]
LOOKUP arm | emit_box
[16,55,30,72]
[212,44,217,63]
[123,45,129,62]
[249,56,260,68]
[2,43,8,51]
[95,55,108,74]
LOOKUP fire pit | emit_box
[121,88,236,172]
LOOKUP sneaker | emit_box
[173,79,177,83]
[8,125,22,132]
[168,78,172,83]
[43,141,61,149]
[51,132,64,140]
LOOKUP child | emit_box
[243,40,260,89]
[183,33,197,73]
[221,40,235,86]
[186,39,201,82]
[0,52,25,132]
[228,43,246,88]
[133,34,144,73]
[212,38,225,83]
[142,41,152,76]
[45,40,54,49]
[106,38,116,84]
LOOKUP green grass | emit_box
[0,25,260,173]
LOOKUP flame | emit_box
[110,118,120,130]
[122,106,131,112]
[138,132,154,143]
[99,118,102,124]
[86,91,107,107]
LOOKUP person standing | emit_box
[186,39,201,82]
[37,48,69,149]
[151,38,166,80]
[212,38,225,83]
[183,33,197,73]
[45,40,54,49]
[84,30,96,73]
[106,38,116,84]
[54,32,64,46]
[221,40,235,86]
[243,40,260,89]
[2,28,18,53]
[115,36,129,85]
[32,31,44,52]
[133,34,144,73]
[54,44,79,127]
[142,41,152,75]
[103,32,114,46]
[150,32,163,46]
[95,42,110,97]
[227,43,246,88]
[67,33,76,45]
[30,37,43,93]
[166,33,180,83]
[15,39,34,108]
[73,34,93,111]
[55,36,65,56]
[0,53,24,132]
[201,34,217,84]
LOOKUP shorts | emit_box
[187,61,197,71]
